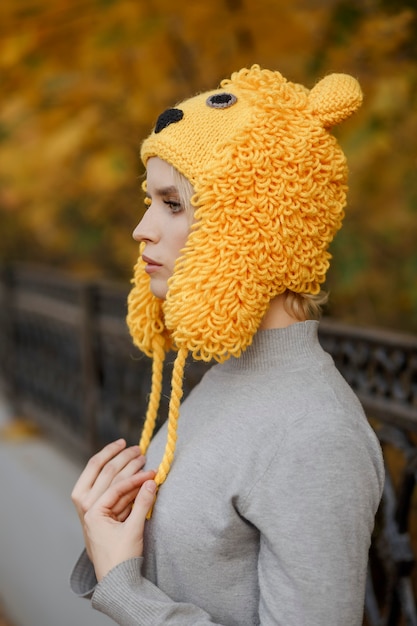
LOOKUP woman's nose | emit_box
[132,208,158,243]
[132,221,144,242]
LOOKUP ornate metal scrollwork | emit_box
[319,320,417,626]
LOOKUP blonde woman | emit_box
[71,66,384,626]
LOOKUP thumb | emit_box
[128,480,157,529]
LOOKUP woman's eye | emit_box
[164,200,183,213]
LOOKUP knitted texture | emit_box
[126,65,362,489]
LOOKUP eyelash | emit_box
[164,200,183,214]
[143,196,183,214]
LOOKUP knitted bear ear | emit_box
[308,73,363,128]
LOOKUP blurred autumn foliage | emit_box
[1,0,416,332]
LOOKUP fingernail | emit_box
[146,480,157,494]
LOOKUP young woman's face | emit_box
[133,157,191,300]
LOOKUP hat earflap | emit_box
[127,248,173,358]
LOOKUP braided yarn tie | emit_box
[139,337,166,455]
[145,347,187,518]
[154,346,187,486]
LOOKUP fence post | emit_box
[0,266,17,404]
[79,282,100,454]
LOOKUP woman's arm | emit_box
[70,445,225,624]
[71,476,226,625]
[242,412,384,626]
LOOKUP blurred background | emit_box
[1,0,416,332]
[1,1,417,625]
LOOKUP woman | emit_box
[71,66,384,625]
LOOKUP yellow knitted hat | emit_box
[127,65,362,490]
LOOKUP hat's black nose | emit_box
[155,108,184,134]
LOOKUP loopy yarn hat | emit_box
[127,65,362,491]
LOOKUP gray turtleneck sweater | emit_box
[71,321,384,625]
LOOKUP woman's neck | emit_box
[259,293,305,330]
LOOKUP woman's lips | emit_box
[142,255,162,274]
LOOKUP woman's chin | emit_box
[149,278,168,300]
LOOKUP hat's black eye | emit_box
[206,93,237,109]
[155,108,184,134]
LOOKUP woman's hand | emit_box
[83,475,157,581]
[71,439,153,559]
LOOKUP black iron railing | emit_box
[0,263,416,625]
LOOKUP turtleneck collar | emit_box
[219,320,325,373]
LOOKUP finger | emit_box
[72,440,145,521]
[116,505,133,522]
[85,479,140,525]
[91,472,155,518]
[110,471,156,517]
[91,446,144,496]
[72,438,127,499]
[109,487,142,517]
[126,480,157,531]
[111,455,147,486]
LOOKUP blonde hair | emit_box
[284,290,328,321]
[172,166,195,221]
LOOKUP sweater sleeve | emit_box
[91,558,228,626]
[70,549,98,599]
[241,411,384,626]
[71,551,225,625]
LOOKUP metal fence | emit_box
[1,263,417,625]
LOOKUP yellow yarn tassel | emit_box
[139,337,165,455]
[146,346,187,518]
